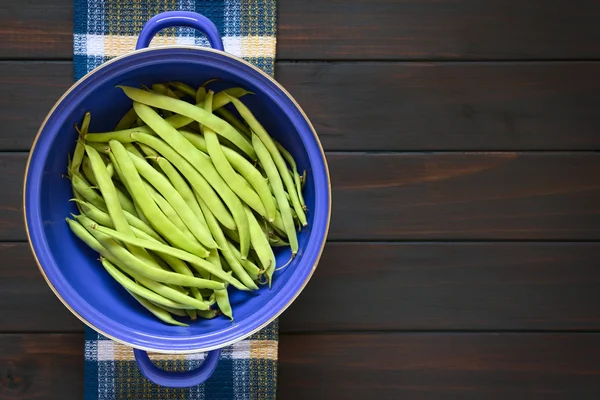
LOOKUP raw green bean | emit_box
[128,150,217,249]
[85,145,158,268]
[91,224,249,291]
[227,241,261,279]
[244,206,276,285]
[130,106,250,258]
[228,95,307,226]
[86,88,251,143]
[115,108,138,130]
[83,221,224,289]
[202,91,269,219]
[194,192,258,290]
[128,291,188,326]
[195,86,207,103]
[252,133,298,254]
[67,218,198,310]
[71,198,164,242]
[123,142,144,159]
[70,113,91,177]
[186,309,198,320]
[120,86,255,158]
[151,154,208,229]
[196,309,218,319]
[168,81,196,97]
[151,302,188,317]
[215,289,233,320]
[180,130,276,222]
[109,140,210,258]
[132,132,236,231]
[214,107,250,136]
[100,258,193,310]
[71,173,107,211]
[274,139,306,209]
[82,155,136,215]
[144,182,197,242]
[106,163,114,178]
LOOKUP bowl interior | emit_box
[26,48,329,352]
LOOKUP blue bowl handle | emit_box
[133,348,222,388]
[136,11,224,51]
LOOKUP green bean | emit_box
[71,173,107,211]
[180,130,276,222]
[132,132,236,231]
[151,154,208,229]
[128,291,188,326]
[196,309,218,319]
[90,224,249,291]
[214,107,250,136]
[228,95,307,226]
[128,150,217,249]
[186,309,198,320]
[81,155,137,215]
[196,86,207,103]
[100,258,193,310]
[252,133,298,254]
[123,142,144,159]
[131,105,250,258]
[82,221,224,289]
[86,88,251,143]
[115,108,138,130]
[109,140,210,258]
[227,241,261,279]
[244,206,276,285]
[150,302,188,317]
[201,91,268,219]
[106,163,114,178]
[274,139,306,209]
[120,86,255,158]
[194,191,258,290]
[168,81,196,97]
[144,182,196,241]
[215,289,233,320]
[84,145,160,269]
[71,198,164,242]
[66,218,197,310]
[70,113,91,177]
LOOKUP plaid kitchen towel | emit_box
[74,1,278,399]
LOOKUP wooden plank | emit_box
[6,61,600,152]
[278,333,600,399]
[0,334,83,399]
[281,242,600,331]
[0,62,73,150]
[4,242,600,332]
[2,333,600,399]
[5,1,600,60]
[0,0,72,59]
[0,243,80,332]
[279,0,600,60]
[9,152,600,241]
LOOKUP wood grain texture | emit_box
[5,1,600,60]
[2,333,600,399]
[6,61,600,152]
[8,152,600,241]
[278,0,600,60]
[0,334,82,400]
[278,333,600,399]
[4,242,600,333]
[0,243,80,332]
[0,62,72,150]
[281,242,600,331]
[0,0,72,59]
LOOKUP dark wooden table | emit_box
[3,0,600,398]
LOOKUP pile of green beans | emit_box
[65,81,307,326]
